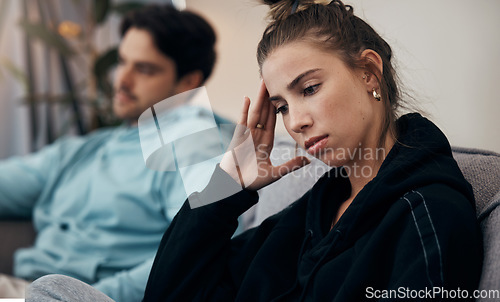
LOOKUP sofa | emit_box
[0,219,36,275]
[1,136,499,300]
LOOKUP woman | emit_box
[142,0,482,301]
[27,0,482,301]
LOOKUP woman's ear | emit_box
[174,70,204,94]
[360,49,383,90]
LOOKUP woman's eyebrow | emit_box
[269,95,281,102]
[269,68,322,102]
[287,68,321,90]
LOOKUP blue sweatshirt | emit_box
[0,105,231,302]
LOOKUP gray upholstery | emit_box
[451,147,500,300]
[241,136,500,299]
[452,147,500,216]
[0,219,36,274]
[479,191,500,300]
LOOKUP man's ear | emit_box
[174,70,204,94]
[360,49,383,91]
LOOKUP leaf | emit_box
[112,2,145,15]
[0,56,28,89]
[93,0,111,24]
[93,47,118,96]
[18,19,75,56]
[93,47,118,77]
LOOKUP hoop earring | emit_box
[372,88,381,101]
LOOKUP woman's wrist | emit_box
[219,152,245,188]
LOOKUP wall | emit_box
[187,0,500,153]
[1,0,499,157]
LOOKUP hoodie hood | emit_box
[304,113,474,250]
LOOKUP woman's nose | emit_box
[289,105,312,133]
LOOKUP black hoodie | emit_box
[143,113,482,302]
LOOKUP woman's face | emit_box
[261,41,385,167]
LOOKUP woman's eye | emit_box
[303,84,320,96]
[275,104,288,115]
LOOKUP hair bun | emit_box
[262,0,285,4]
[262,0,337,22]
[262,0,302,22]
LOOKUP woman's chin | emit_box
[315,152,345,167]
[320,158,344,167]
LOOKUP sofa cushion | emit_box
[452,147,500,298]
[451,147,500,216]
[0,220,36,275]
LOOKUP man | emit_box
[0,4,227,301]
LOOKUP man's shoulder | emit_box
[170,106,232,125]
[48,126,119,156]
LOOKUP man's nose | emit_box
[115,65,133,89]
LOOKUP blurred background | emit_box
[1,0,499,159]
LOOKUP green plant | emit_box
[0,0,145,149]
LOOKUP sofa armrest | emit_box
[0,219,36,275]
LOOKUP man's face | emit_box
[113,28,181,124]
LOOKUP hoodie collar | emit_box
[304,113,474,248]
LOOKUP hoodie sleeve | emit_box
[385,187,482,297]
[143,165,261,302]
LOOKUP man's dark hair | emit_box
[120,4,216,83]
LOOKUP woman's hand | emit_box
[220,80,310,191]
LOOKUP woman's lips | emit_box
[305,135,329,155]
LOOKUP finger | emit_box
[264,99,276,134]
[260,92,269,124]
[238,96,251,127]
[271,156,311,181]
[261,81,274,130]
[258,80,271,126]
[256,102,276,147]
[248,80,268,128]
